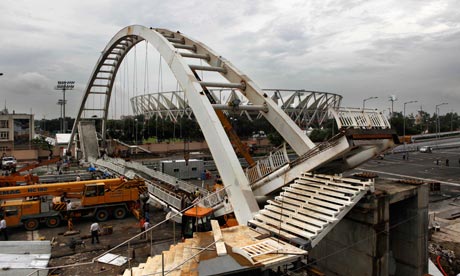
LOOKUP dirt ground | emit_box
[8,205,181,276]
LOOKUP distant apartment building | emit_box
[0,108,35,155]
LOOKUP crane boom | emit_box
[0,178,143,200]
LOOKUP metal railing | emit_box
[147,181,182,210]
[329,107,391,129]
[245,144,289,184]
[94,157,226,210]
[201,187,227,208]
[111,157,200,194]
[290,132,345,167]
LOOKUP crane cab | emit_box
[182,206,214,238]
[81,183,106,205]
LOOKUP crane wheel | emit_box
[24,218,39,231]
[46,217,61,228]
[113,207,127,219]
[95,209,109,222]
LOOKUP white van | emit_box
[419,146,432,153]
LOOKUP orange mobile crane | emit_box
[0,178,147,230]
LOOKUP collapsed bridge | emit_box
[67,25,398,274]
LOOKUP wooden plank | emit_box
[211,219,227,256]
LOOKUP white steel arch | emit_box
[68,25,323,224]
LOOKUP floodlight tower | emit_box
[57,99,65,133]
[55,81,75,133]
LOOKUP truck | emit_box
[181,205,238,239]
[0,157,60,187]
[1,156,17,170]
[0,178,147,230]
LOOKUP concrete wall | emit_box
[310,195,389,276]
[309,184,428,276]
[389,184,428,275]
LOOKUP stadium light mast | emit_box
[55,81,75,133]
[57,99,65,133]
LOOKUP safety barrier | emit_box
[245,144,289,184]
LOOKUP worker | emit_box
[60,192,67,203]
[66,200,72,211]
[90,221,100,244]
[76,175,81,181]
[194,188,201,199]
[143,202,150,220]
[0,215,7,240]
[66,200,72,218]
[143,218,150,240]
[139,216,146,239]
[67,218,74,231]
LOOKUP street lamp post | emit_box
[435,103,448,141]
[55,81,75,133]
[135,118,138,145]
[389,95,398,117]
[403,100,417,159]
[363,96,378,110]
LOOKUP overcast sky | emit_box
[0,0,459,120]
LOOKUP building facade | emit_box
[0,108,35,155]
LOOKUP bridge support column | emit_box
[309,181,428,276]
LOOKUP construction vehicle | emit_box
[1,156,17,170]
[0,157,61,187]
[181,205,238,238]
[0,178,147,230]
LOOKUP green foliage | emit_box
[267,132,284,146]
[32,136,53,152]
[309,128,331,142]
[389,111,459,136]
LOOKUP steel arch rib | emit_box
[68,25,259,224]
[157,28,316,154]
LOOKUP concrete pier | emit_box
[309,180,428,276]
